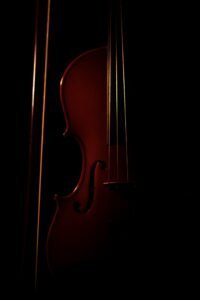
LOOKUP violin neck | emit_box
[107,0,128,146]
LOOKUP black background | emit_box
[14,0,197,296]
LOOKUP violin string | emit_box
[107,3,112,181]
[35,0,51,290]
[115,14,119,180]
[120,0,129,181]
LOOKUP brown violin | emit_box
[46,0,135,273]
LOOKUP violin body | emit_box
[46,47,132,272]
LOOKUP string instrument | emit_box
[46,0,135,273]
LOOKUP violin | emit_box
[46,0,135,272]
[19,0,195,293]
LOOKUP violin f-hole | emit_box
[73,160,106,213]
